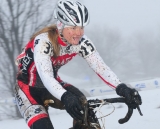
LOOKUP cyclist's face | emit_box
[62,26,84,45]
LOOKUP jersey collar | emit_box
[57,35,67,46]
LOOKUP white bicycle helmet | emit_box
[54,0,90,27]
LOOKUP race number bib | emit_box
[79,37,95,58]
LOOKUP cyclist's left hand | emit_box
[116,83,142,107]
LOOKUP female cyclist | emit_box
[14,0,142,129]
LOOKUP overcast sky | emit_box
[83,0,160,37]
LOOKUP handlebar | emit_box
[88,97,143,124]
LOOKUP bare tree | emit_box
[0,0,57,118]
[132,32,160,79]
[117,30,160,82]
[0,0,56,90]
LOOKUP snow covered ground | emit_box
[0,88,160,129]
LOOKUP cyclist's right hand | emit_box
[61,91,84,120]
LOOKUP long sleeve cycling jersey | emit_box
[16,33,121,100]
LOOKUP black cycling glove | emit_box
[61,91,84,120]
[116,83,142,106]
[65,85,87,105]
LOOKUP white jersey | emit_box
[16,32,121,100]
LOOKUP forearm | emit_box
[85,51,121,89]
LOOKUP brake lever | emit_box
[133,91,143,116]
[136,105,143,116]
[119,95,143,124]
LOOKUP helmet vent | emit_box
[84,7,88,23]
[64,3,80,23]
[78,6,83,26]
[55,0,89,26]
[66,1,73,6]
[58,12,69,22]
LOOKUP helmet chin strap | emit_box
[56,20,70,45]
[57,35,68,46]
[59,33,70,45]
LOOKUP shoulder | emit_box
[34,33,53,56]
[78,35,96,58]
[34,33,50,45]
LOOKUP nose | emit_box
[75,28,83,36]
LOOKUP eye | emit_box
[71,26,76,29]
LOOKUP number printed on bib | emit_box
[40,41,52,55]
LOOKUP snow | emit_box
[0,88,159,129]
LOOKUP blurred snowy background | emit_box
[0,88,160,129]
[0,0,160,127]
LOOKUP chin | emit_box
[70,42,78,45]
[74,42,79,45]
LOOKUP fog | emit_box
[59,0,160,86]
[85,0,160,37]
[0,0,160,87]
[0,0,160,122]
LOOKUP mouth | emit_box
[72,37,81,44]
